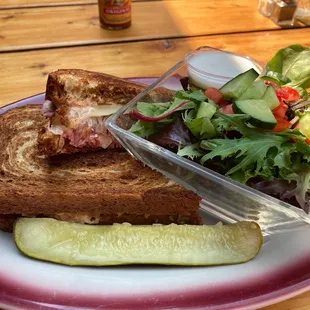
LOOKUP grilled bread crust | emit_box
[45,69,149,107]
[0,105,201,231]
[38,69,174,156]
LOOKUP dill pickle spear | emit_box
[14,218,263,266]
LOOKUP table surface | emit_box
[0,1,309,309]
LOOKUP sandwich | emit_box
[1,70,263,267]
[0,72,202,232]
[38,69,173,156]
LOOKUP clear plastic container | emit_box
[105,46,310,234]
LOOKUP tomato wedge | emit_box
[263,81,300,102]
[272,101,288,119]
[281,87,300,102]
[270,117,291,132]
[205,88,223,104]
[275,88,289,102]
[219,104,234,114]
[205,88,230,106]
[264,83,301,133]
[290,138,310,144]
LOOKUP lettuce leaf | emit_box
[177,143,204,160]
[200,135,286,175]
[174,90,206,103]
[129,120,163,137]
[264,44,310,87]
[262,44,310,97]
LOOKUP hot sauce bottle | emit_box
[98,0,132,30]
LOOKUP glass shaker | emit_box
[270,0,298,26]
[258,0,275,17]
[294,0,310,25]
[258,0,298,26]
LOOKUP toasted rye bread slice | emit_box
[0,105,201,231]
[38,69,174,156]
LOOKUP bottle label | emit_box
[101,0,131,25]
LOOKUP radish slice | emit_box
[131,100,189,122]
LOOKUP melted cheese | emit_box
[67,104,124,119]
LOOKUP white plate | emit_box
[0,79,310,310]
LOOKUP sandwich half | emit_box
[0,104,202,232]
[38,69,173,156]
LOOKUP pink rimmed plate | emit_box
[0,78,310,310]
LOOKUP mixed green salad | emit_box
[129,45,310,212]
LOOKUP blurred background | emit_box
[0,0,309,106]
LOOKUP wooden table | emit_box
[0,1,309,309]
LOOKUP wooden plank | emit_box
[0,0,96,9]
[1,28,310,106]
[262,292,310,310]
[0,0,151,10]
[0,0,282,52]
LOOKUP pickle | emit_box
[14,218,263,266]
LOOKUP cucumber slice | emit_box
[239,80,267,100]
[299,112,310,139]
[262,86,280,110]
[14,218,263,266]
[220,69,259,100]
[196,100,217,119]
[233,99,277,129]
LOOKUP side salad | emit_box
[129,45,310,212]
